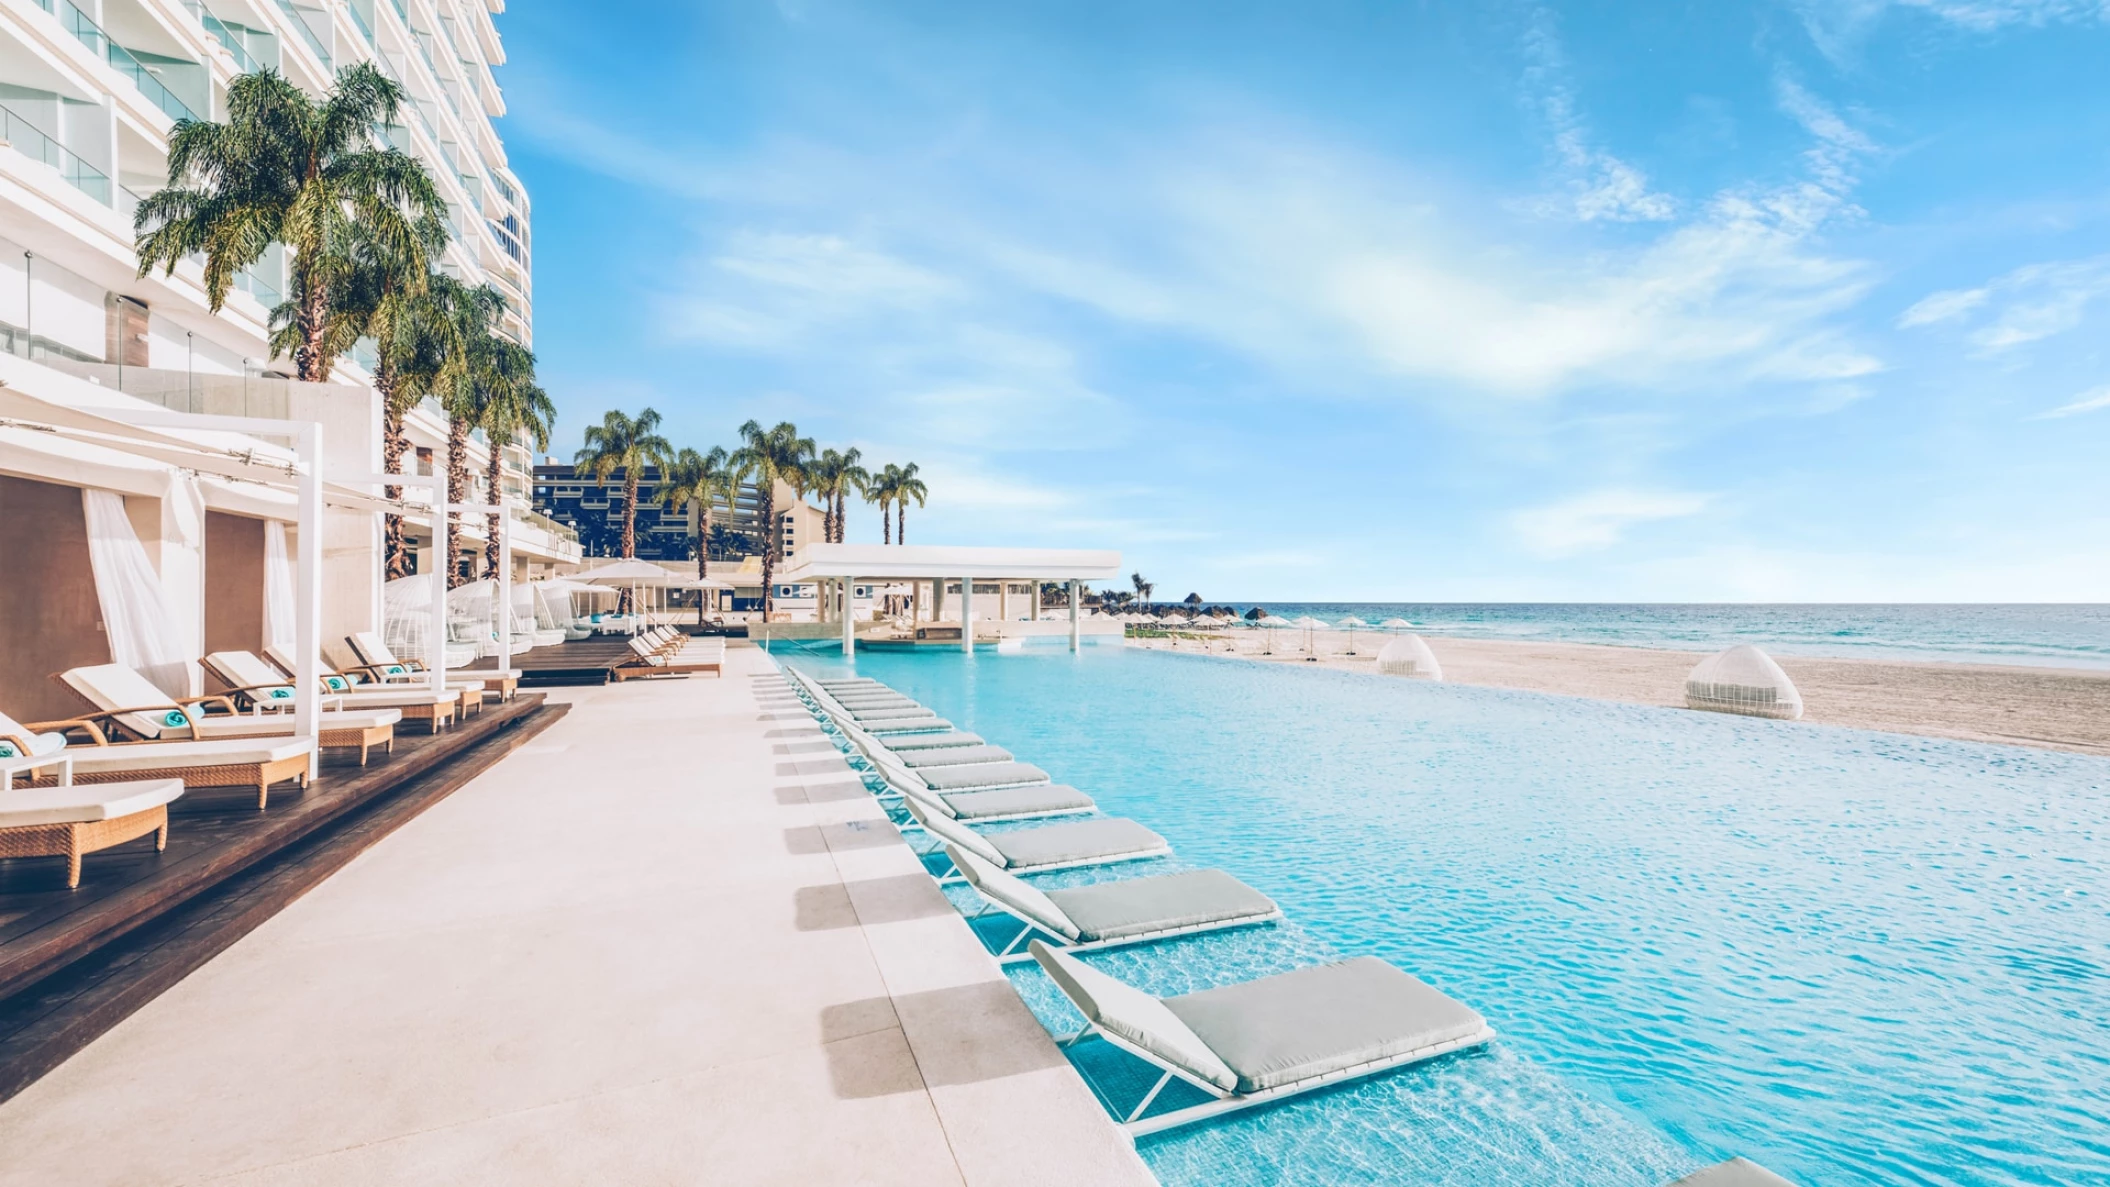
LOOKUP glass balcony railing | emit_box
[0,103,113,205]
[36,0,200,123]
[179,1,262,72]
[273,0,332,69]
[346,2,375,47]
[234,265,283,308]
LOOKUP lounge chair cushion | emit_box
[938,784,1095,821]
[849,706,938,722]
[0,712,67,760]
[865,717,952,734]
[986,818,1164,868]
[205,651,297,701]
[60,737,314,774]
[953,847,1080,940]
[0,777,183,828]
[918,762,1049,792]
[192,708,401,738]
[834,692,919,706]
[60,664,200,739]
[1031,942,1238,1092]
[1669,1159,1798,1187]
[1048,871,1278,942]
[1162,958,1487,1093]
[895,744,1014,768]
[881,732,985,750]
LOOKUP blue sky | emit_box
[496,0,2110,602]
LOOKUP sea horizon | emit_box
[1197,602,2110,671]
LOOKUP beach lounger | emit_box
[847,704,941,722]
[615,634,723,679]
[952,845,1280,960]
[864,716,953,734]
[4,709,312,808]
[1031,941,1495,1135]
[880,731,988,750]
[261,645,481,717]
[206,651,460,733]
[344,632,518,701]
[903,798,1166,875]
[61,664,400,766]
[892,744,1015,768]
[914,761,1050,791]
[0,776,183,888]
[1669,1160,1798,1187]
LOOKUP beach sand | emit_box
[1127,630,2110,758]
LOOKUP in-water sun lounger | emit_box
[882,731,988,750]
[1031,940,1495,1135]
[892,743,1015,768]
[903,798,1165,875]
[1669,1160,1799,1187]
[952,845,1280,960]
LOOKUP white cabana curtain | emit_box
[263,519,295,652]
[81,487,199,697]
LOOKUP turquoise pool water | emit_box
[781,643,2110,1187]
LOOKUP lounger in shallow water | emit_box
[904,799,1166,874]
[863,717,953,734]
[952,845,1280,960]
[893,744,1015,768]
[913,761,1049,792]
[892,781,1096,823]
[880,731,987,750]
[1669,1159,1799,1187]
[1031,941,1495,1135]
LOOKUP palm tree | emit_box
[730,420,814,614]
[134,65,443,382]
[865,464,902,545]
[894,462,927,545]
[833,449,870,542]
[473,339,554,580]
[323,220,447,578]
[656,445,737,580]
[1132,572,1154,607]
[575,408,674,562]
[426,281,508,587]
[808,449,845,544]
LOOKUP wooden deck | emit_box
[0,693,565,1103]
[463,638,637,686]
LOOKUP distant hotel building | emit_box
[532,465,827,565]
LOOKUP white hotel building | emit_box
[0,0,576,721]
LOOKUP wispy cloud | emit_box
[1896,254,2110,351]
[1791,0,2110,60]
[2037,384,2110,418]
[1510,489,1714,557]
[1520,11,1677,223]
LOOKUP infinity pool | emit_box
[782,643,2110,1187]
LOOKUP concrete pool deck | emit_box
[0,643,1156,1186]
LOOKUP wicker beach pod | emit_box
[1375,634,1443,680]
[1684,645,1803,720]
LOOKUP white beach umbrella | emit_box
[1336,616,1368,628]
[1380,617,1414,630]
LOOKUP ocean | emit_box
[1215,603,2110,670]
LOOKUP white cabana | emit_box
[1685,645,1804,720]
[1375,634,1444,680]
[778,543,1123,656]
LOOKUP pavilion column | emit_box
[933,578,944,627]
[842,577,855,657]
[999,580,1009,625]
[1069,580,1080,653]
[960,575,973,653]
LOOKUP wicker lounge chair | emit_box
[4,708,312,809]
[60,664,400,766]
[952,845,1280,960]
[1031,941,1495,1135]
[1669,1160,1798,1187]
[206,651,461,733]
[344,631,518,702]
[614,634,723,679]
[902,798,1165,875]
[0,772,184,888]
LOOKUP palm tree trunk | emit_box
[444,419,470,589]
[482,445,504,579]
[757,486,777,614]
[295,280,330,383]
[898,504,907,545]
[381,390,411,580]
[621,471,638,558]
[882,499,891,545]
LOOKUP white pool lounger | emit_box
[881,731,988,750]
[1669,1160,1799,1187]
[904,799,1167,875]
[1031,941,1495,1135]
[892,744,1016,768]
[952,845,1281,960]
